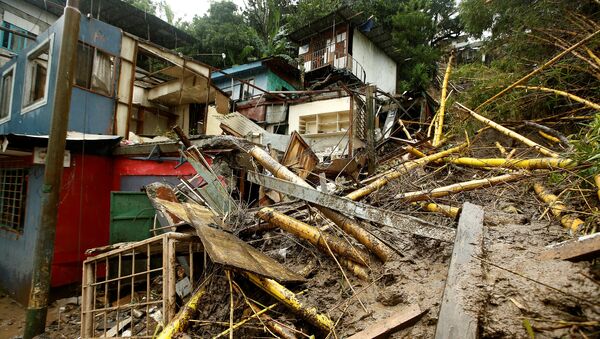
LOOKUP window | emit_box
[0,168,28,234]
[75,42,115,96]
[23,35,53,112]
[0,65,15,123]
[0,21,30,53]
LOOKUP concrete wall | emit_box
[0,16,121,135]
[351,29,397,94]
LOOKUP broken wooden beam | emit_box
[347,304,426,339]
[435,202,484,339]
[539,232,600,261]
[248,172,456,242]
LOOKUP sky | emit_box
[166,0,247,22]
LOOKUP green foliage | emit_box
[286,0,342,33]
[572,114,600,178]
[181,1,263,67]
[245,0,292,58]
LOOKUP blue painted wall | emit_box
[0,15,121,136]
[0,16,122,303]
[0,164,44,303]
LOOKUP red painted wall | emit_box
[111,158,197,190]
[51,154,113,286]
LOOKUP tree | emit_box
[244,0,291,57]
[182,1,262,67]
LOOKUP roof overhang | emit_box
[24,0,196,49]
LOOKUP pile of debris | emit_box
[74,51,600,339]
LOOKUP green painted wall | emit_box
[266,70,297,91]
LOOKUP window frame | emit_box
[0,166,29,235]
[0,63,16,124]
[0,21,30,53]
[21,33,54,114]
[73,41,117,98]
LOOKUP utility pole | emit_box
[24,1,80,337]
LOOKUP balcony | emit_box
[301,44,366,83]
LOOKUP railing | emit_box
[301,44,366,83]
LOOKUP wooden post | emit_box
[366,85,377,175]
[435,202,484,339]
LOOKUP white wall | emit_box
[351,29,397,94]
[288,96,352,133]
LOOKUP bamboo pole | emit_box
[417,202,460,219]
[345,143,467,201]
[249,145,392,262]
[339,258,369,281]
[446,157,574,170]
[495,142,508,156]
[433,53,454,147]
[395,173,527,202]
[256,207,370,265]
[406,145,427,158]
[533,183,584,232]
[595,175,600,201]
[474,29,600,111]
[538,130,561,144]
[516,85,600,111]
[457,102,560,158]
[246,298,298,339]
[244,272,334,333]
[157,281,209,339]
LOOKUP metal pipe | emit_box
[24,1,80,337]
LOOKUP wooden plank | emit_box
[184,204,304,283]
[435,202,484,339]
[281,131,319,179]
[539,232,600,261]
[247,172,456,242]
[347,304,425,339]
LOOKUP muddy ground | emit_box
[2,129,599,338]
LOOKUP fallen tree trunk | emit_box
[396,173,527,202]
[533,183,584,232]
[345,143,467,201]
[244,272,334,333]
[256,207,371,265]
[457,102,560,158]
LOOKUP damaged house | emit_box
[0,0,229,303]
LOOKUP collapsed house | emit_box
[0,2,598,339]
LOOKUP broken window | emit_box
[23,36,52,111]
[75,42,115,96]
[0,167,28,234]
[0,21,30,53]
[0,65,15,122]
